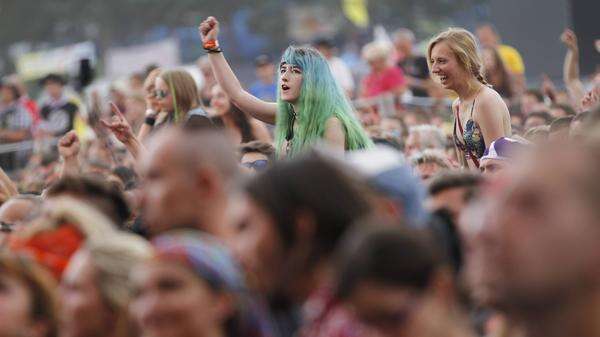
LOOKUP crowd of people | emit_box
[0,14,599,337]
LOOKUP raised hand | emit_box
[540,73,556,100]
[581,85,600,111]
[199,16,220,44]
[560,29,578,51]
[101,102,134,144]
[58,131,80,159]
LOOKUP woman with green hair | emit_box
[199,16,372,157]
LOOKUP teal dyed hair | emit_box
[275,46,372,156]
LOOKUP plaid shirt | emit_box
[0,102,33,132]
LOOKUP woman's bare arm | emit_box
[250,119,272,143]
[561,29,586,109]
[477,90,511,149]
[200,17,277,124]
[323,117,346,154]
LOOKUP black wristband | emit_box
[145,116,156,126]
[206,47,223,54]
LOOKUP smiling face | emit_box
[429,41,469,91]
[279,62,303,103]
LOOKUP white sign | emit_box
[105,39,181,78]
[15,42,96,80]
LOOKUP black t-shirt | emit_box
[398,55,430,97]
[39,101,78,136]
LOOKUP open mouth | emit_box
[439,75,449,83]
[281,84,290,91]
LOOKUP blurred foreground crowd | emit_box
[0,18,599,337]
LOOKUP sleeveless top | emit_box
[454,97,486,167]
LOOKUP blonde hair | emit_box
[19,197,118,241]
[362,41,393,63]
[427,27,488,86]
[86,233,152,309]
[75,233,152,337]
[159,69,200,121]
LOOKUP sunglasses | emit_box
[154,89,169,99]
[241,160,269,171]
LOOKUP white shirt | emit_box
[328,56,355,93]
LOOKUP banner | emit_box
[105,39,180,78]
[342,0,369,28]
[15,42,96,81]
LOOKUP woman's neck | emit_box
[454,78,483,101]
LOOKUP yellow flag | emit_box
[342,0,369,28]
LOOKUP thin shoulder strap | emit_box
[470,97,477,119]
[455,104,464,135]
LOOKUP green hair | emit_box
[275,46,372,157]
[168,77,182,123]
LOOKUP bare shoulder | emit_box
[324,117,345,147]
[478,86,509,115]
[325,116,343,129]
[452,97,460,109]
[479,86,507,107]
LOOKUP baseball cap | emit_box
[481,137,530,161]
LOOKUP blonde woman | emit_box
[103,69,212,159]
[360,41,407,98]
[428,28,511,169]
[152,69,208,128]
[59,233,152,337]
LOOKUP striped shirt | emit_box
[0,102,33,132]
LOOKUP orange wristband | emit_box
[203,39,219,50]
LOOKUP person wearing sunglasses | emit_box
[104,69,214,160]
[239,141,275,173]
[151,69,209,129]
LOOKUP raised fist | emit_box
[199,16,220,43]
[560,29,578,51]
[58,130,80,159]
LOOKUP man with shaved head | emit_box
[139,126,240,236]
[467,139,600,337]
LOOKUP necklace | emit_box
[285,109,298,155]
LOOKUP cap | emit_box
[345,145,428,226]
[481,137,530,161]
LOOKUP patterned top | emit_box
[454,97,486,167]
